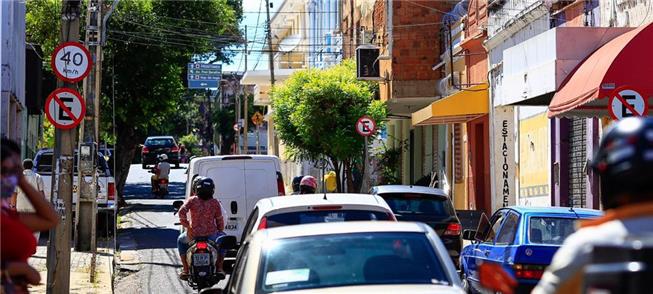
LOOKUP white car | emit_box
[221,221,464,294]
[239,193,397,241]
[184,155,285,242]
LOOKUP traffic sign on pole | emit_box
[44,88,86,129]
[252,111,265,126]
[51,42,92,83]
[608,87,648,120]
[356,115,377,137]
[187,63,222,89]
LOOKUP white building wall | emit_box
[600,0,653,27]
[1,0,26,143]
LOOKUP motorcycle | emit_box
[149,169,169,198]
[173,200,237,293]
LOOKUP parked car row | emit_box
[178,154,602,293]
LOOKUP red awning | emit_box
[548,23,653,118]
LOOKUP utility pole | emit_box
[207,89,213,155]
[243,25,249,154]
[76,0,101,262]
[265,0,275,86]
[235,82,241,155]
[47,0,81,292]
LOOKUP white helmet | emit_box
[158,154,168,161]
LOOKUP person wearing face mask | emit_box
[1,138,59,292]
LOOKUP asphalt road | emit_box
[115,164,228,293]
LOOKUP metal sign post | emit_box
[355,116,377,193]
[252,112,264,154]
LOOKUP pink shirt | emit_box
[178,196,224,237]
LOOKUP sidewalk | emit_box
[28,243,114,294]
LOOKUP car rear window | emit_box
[265,210,392,228]
[529,217,578,245]
[257,232,449,293]
[145,138,175,147]
[35,153,110,176]
[381,193,455,217]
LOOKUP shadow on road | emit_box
[123,182,186,200]
[127,202,178,213]
[119,227,179,249]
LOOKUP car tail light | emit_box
[257,216,267,230]
[171,146,180,153]
[513,264,545,280]
[444,223,462,236]
[276,172,285,196]
[107,182,115,200]
[142,146,149,154]
[196,241,208,250]
[310,205,342,211]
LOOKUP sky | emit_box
[222,0,278,72]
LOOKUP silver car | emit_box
[220,221,464,294]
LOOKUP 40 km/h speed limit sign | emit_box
[51,42,92,83]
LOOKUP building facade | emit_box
[1,0,26,153]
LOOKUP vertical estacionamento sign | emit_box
[492,106,516,211]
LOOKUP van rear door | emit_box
[244,158,279,218]
[204,159,246,239]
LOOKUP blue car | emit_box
[460,206,602,293]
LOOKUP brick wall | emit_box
[391,1,453,81]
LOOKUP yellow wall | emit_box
[518,113,550,199]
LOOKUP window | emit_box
[145,138,175,147]
[256,232,449,293]
[496,212,519,245]
[241,208,259,242]
[529,217,578,245]
[483,210,506,243]
[229,243,250,294]
[264,210,393,228]
[381,193,456,217]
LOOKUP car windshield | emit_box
[529,217,578,245]
[265,210,392,228]
[381,193,455,217]
[257,232,449,293]
[145,138,175,147]
[35,153,110,176]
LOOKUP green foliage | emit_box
[179,133,199,155]
[272,60,387,190]
[273,60,386,162]
[38,120,55,149]
[374,140,408,185]
[25,0,61,69]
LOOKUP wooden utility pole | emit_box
[46,0,81,292]
[265,0,275,86]
[76,0,102,258]
[243,25,249,154]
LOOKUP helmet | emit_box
[299,176,318,194]
[591,117,653,209]
[292,176,304,193]
[195,177,215,200]
[158,154,168,161]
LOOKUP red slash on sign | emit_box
[44,88,86,129]
[608,87,648,120]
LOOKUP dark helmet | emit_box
[195,177,215,200]
[291,176,304,193]
[591,117,653,209]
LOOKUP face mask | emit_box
[1,175,19,199]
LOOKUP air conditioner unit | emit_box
[356,45,380,80]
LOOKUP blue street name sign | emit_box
[187,63,222,89]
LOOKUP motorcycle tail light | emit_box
[257,216,267,230]
[107,182,115,200]
[444,223,462,236]
[196,242,208,250]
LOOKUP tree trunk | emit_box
[114,128,140,206]
[345,160,355,193]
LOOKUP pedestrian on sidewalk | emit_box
[1,138,59,293]
[10,159,47,242]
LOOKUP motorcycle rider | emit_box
[151,154,171,193]
[299,176,318,194]
[177,177,225,280]
[533,117,653,294]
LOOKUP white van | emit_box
[184,155,285,242]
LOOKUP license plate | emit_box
[193,253,210,266]
[226,222,238,231]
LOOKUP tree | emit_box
[271,60,387,192]
[27,0,243,199]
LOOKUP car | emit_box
[371,185,463,267]
[239,193,397,241]
[33,149,116,214]
[221,221,464,294]
[460,206,603,294]
[141,136,180,169]
[184,155,285,243]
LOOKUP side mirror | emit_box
[462,229,477,241]
[172,200,184,210]
[219,235,238,250]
